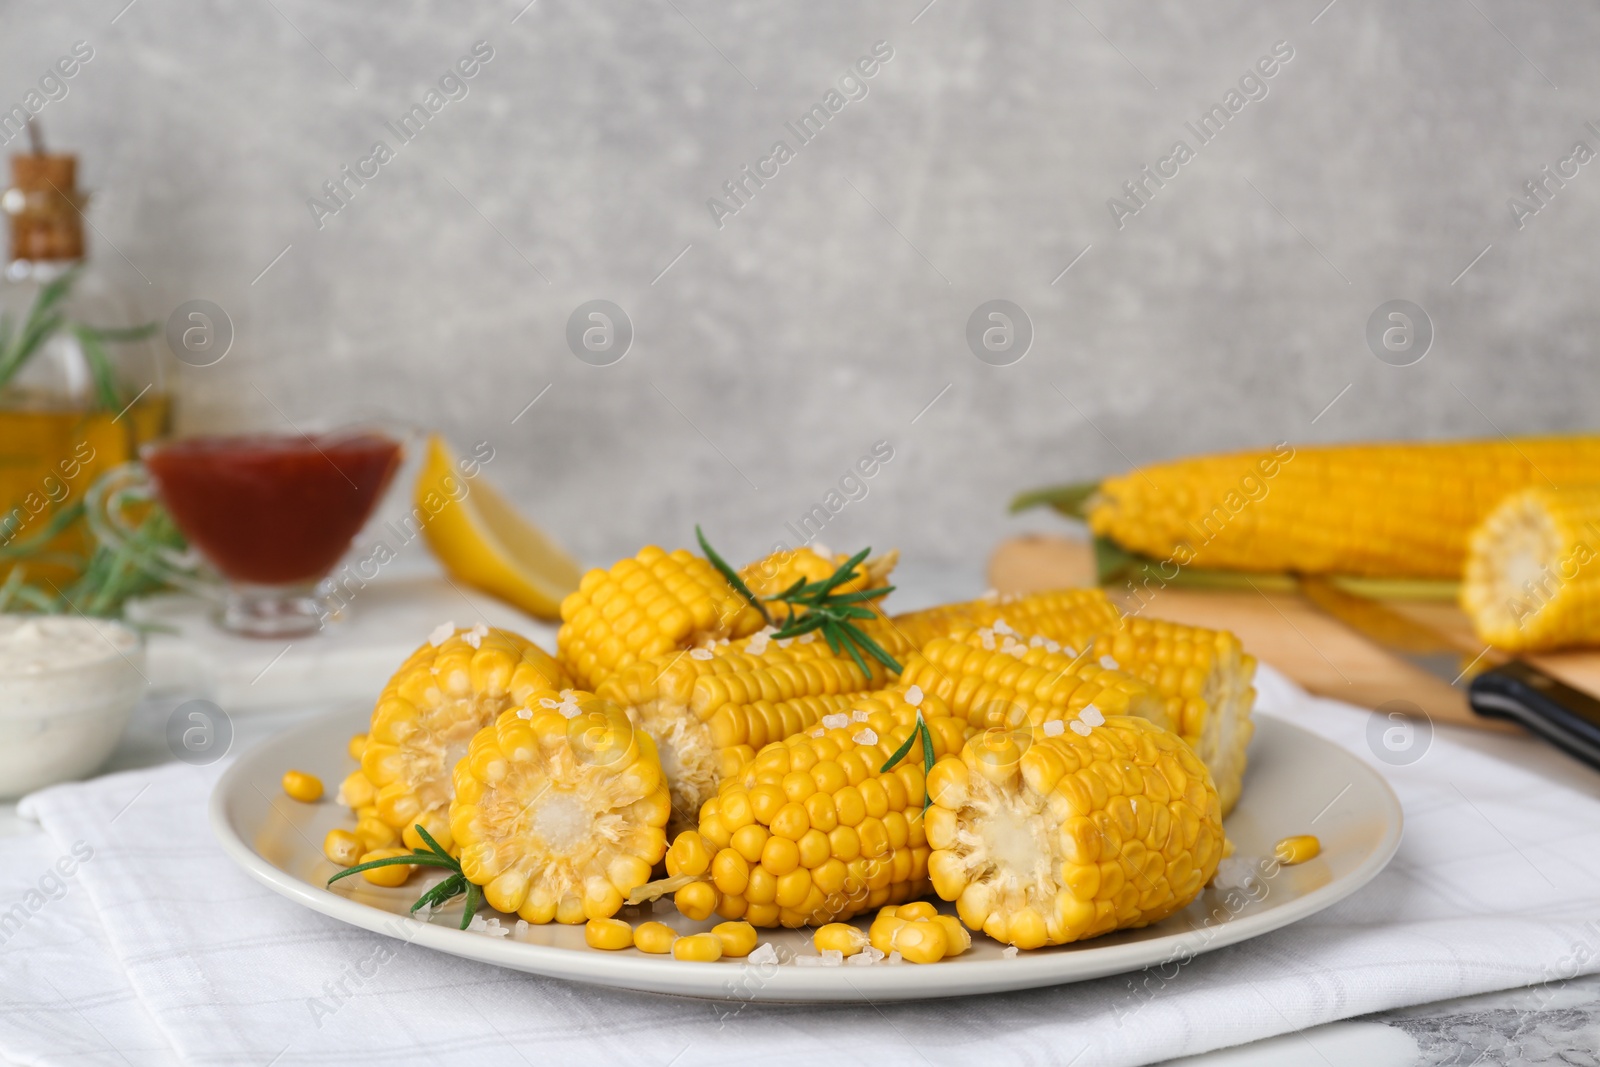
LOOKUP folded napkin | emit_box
[7,666,1600,1067]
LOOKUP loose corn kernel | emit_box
[712,921,758,958]
[282,770,323,803]
[935,915,971,957]
[815,922,870,957]
[585,918,634,951]
[673,932,724,962]
[634,921,677,954]
[356,816,397,852]
[357,848,414,887]
[675,880,718,921]
[348,733,367,760]
[1273,834,1321,866]
[323,829,361,867]
[891,918,949,964]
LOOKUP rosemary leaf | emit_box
[461,880,482,930]
[695,525,771,624]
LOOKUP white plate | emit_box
[211,711,1401,1002]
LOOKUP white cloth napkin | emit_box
[6,665,1600,1067]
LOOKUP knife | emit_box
[1297,576,1600,772]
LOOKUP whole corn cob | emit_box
[449,693,671,924]
[1462,485,1600,651]
[664,689,969,928]
[1020,436,1600,578]
[558,546,768,691]
[353,626,568,852]
[596,634,902,833]
[926,715,1224,948]
[890,588,1121,654]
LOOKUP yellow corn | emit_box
[281,770,323,803]
[585,917,634,950]
[338,770,374,809]
[1087,620,1257,816]
[740,546,899,618]
[673,932,724,962]
[814,922,870,956]
[322,829,361,867]
[926,715,1224,949]
[448,695,670,924]
[597,638,902,834]
[868,903,958,963]
[712,920,759,958]
[666,690,969,928]
[1462,485,1600,650]
[558,546,768,691]
[1076,436,1600,578]
[634,921,677,953]
[1273,835,1321,865]
[890,588,1122,656]
[357,848,414,887]
[348,734,367,760]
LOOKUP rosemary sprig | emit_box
[696,530,902,675]
[327,823,481,930]
[880,711,937,810]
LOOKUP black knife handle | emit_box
[1469,660,1600,772]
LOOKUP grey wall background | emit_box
[3,0,1596,582]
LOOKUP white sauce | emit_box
[0,615,138,674]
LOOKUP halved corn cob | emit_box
[664,690,968,928]
[356,627,568,851]
[596,637,901,834]
[926,715,1224,948]
[1058,436,1600,578]
[558,546,768,691]
[449,694,670,923]
[740,545,899,618]
[1462,485,1600,651]
[889,588,1122,655]
[896,629,1174,735]
[1088,621,1256,816]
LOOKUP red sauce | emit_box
[145,432,402,585]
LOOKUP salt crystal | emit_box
[470,623,489,640]
[516,708,533,720]
[690,648,714,661]
[800,633,817,644]
[854,946,886,965]
[851,709,870,723]
[811,541,833,559]
[559,702,581,719]
[886,951,904,965]
[821,713,850,730]
[468,916,509,938]
[1030,635,1046,648]
[853,728,878,746]
[747,943,779,966]
[819,949,844,967]
[776,638,793,649]
[980,632,996,651]
[1042,720,1065,737]
[1079,704,1105,728]
[514,919,530,937]
[463,631,482,649]
[539,697,560,709]
[1100,655,1118,670]
[994,619,1014,635]
[429,622,456,647]
[1048,641,1065,655]
[981,588,999,601]
[794,955,827,967]
[1002,946,1019,959]
[904,685,923,707]
[1070,720,1093,737]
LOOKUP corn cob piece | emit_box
[449,694,670,924]
[356,626,568,851]
[1462,485,1600,651]
[897,630,1174,735]
[1088,620,1256,816]
[558,546,768,691]
[889,588,1122,655]
[664,690,969,928]
[926,715,1224,948]
[1069,436,1600,579]
[597,637,901,834]
[740,545,899,618]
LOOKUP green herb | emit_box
[0,500,185,618]
[327,823,481,930]
[696,529,902,676]
[0,265,157,409]
[879,711,937,810]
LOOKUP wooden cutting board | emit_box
[988,535,1600,734]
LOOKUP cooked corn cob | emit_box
[664,690,968,928]
[1462,485,1600,651]
[596,636,902,834]
[1088,621,1256,816]
[558,546,768,691]
[926,715,1224,948]
[449,694,670,924]
[740,545,899,618]
[897,630,1174,735]
[357,626,568,851]
[889,588,1122,655]
[1057,436,1600,578]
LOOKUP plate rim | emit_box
[210,710,1403,1002]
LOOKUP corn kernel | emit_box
[282,770,323,803]
[634,921,677,954]
[323,829,361,867]
[814,922,870,956]
[357,848,414,887]
[1273,834,1321,866]
[673,932,724,962]
[712,921,758,958]
[348,733,367,760]
[585,918,634,950]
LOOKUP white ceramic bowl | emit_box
[0,618,145,798]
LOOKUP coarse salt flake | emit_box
[1030,635,1046,648]
[994,619,1014,635]
[514,919,530,937]
[559,702,581,719]
[1100,655,1118,670]
[1048,641,1064,655]
[853,728,878,746]
[516,708,533,719]
[690,648,714,660]
[800,633,817,644]
[886,951,904,965]
[1002,946,1019,959]
[539,697,560,709]
[429,622,456,647]
[821,713,850,730]
[846,946,884,966]
[746,943,779,967]
[776,638,793,649]
[1080,704,1105,727]
[904,685,923,707]
[1042,720,1065,737]
[468,916,509,938]
[463,631,482,649]
[1070,720,1093,737]
[851,709,870,723]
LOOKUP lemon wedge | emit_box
[416,435,581,619]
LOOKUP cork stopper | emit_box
[7,151,84,263]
